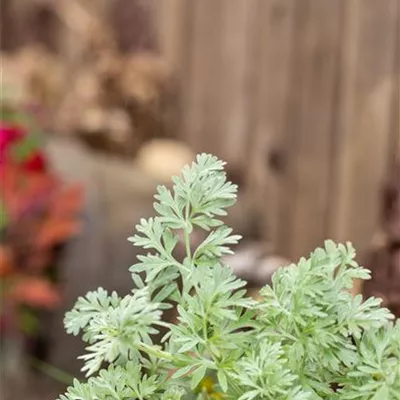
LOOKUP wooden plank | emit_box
[247,0,297,250]
[180,0,224,153]
[329,0,399,255]
[178,0,258,165]
[156,0,187,68]
[387,4,400,166]
[327,0,360,248]
[273,0,310,258]
[285,0,344,260]
[215,0,258,169]
[156,0,195,141]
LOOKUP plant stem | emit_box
[136,342,173,361]
[203,316,208,341]
[184,202,192,262]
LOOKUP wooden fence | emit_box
[156,0,400,261]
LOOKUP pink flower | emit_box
[0,124,24,161]
[0,124,24,149]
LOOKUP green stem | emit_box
[136,342,174,361]
[184,202,192,262]
[203,316,208,341]
[184,229,191,262]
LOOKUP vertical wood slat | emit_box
[180,0,258,168]
[156,0,187,69]
[216,0,258,169]
[155,0,194,142]
[288,0,344,260]
[327,0,360,249]
[249,0,297,248]
[180,0,223,152]
[388,4,400,163]
[329,0,399,254]
[275,1,310,258]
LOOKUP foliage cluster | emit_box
[1,107,83,336]
[60,154,399,400]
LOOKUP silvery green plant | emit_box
[59,154,399,400]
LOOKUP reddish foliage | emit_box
[22,152,47,172]
[0,246,14,277]
[0,122,83,332]
[0,124,24,154]
[36,218,82,249]
[9,277,61,309]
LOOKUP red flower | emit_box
[22,152,47,172]
[0,124,24,158]
[0,123,24,152]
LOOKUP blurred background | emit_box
[1,0,399,398]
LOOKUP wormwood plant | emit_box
[58,154,400,400]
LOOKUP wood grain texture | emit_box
[156,0,400,260]
[216,0,258,169]
[156,0,188,68]
[329,0,399,255]
[286,0,344,260]
[249,0,297,249]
